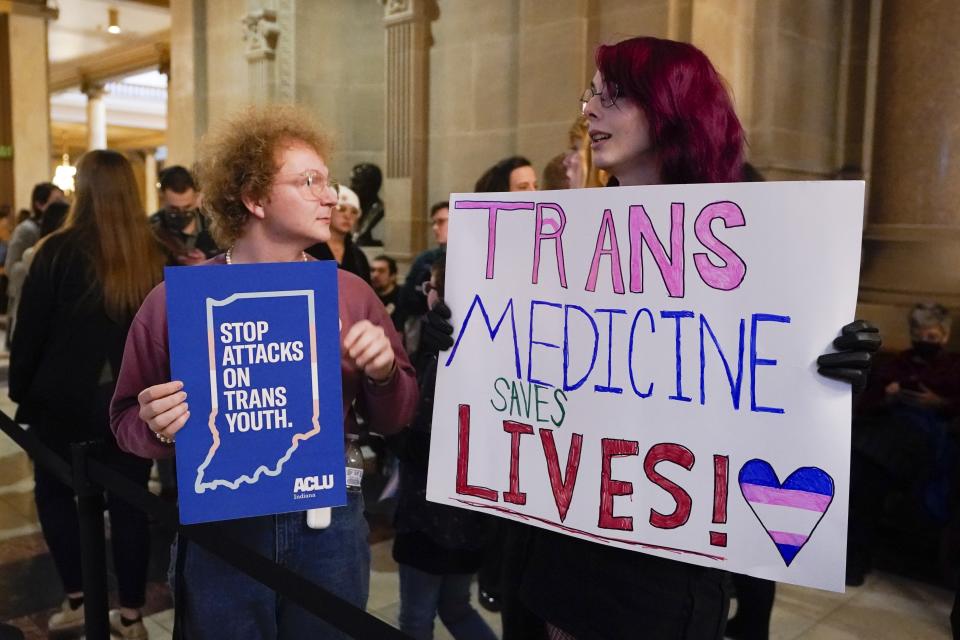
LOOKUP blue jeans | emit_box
[399,564,498,640]
[177,493,370,639]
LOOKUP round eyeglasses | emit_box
[580,82,620,111]
[280,171,340,201]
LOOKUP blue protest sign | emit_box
[166,261,345,524]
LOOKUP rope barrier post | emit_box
[71,441,110,640]
[0,415,410,639]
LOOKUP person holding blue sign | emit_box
[109,105,418,639]
[414,36,879,640]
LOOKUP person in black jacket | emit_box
[10,150,165,639]
[421,36,878,640]
[306,184,371,283]
[149,165,219,266]
[391,255,497,640]
[508,36,879,640]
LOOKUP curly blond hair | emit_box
[195,104,332,246]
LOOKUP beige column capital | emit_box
[382,0,438,25]
[81,80,107,101]
[2,1,59,20]
[241,9,280,62]
[242,8,282,105]
[156,43,171,78]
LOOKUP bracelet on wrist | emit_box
[367,362,397,387]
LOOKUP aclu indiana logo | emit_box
[293,474,335,499]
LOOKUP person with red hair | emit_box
[492,36,878,639]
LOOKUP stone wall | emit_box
[747,0,845,180]
[427,0,520,207]
[296,0,385,183]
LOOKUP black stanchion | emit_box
[71,441,110,640]
[0,414,411,639]
[87,459,410,639]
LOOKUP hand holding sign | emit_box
[138,380,190,443]
[420,300,455,354]
[816,320,881,392]
[427,180,866,592]
[165,261,348,524]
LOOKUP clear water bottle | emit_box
[345,433,364,493]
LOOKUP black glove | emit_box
[816,320,881,393]
[420,300,454,354]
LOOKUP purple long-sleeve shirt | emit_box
[110,255,418,459]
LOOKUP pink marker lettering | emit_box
[533,203,568,288]
[455,200,535,279]
[585,209,625,294]
[628,203,685,298]
[693,201,747,291]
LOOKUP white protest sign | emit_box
[426,181,864,592]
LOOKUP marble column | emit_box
[858,0,960,349]
[0,14,13,213]
[167,0,206,166]
[242,8,280,105]
[516,2,590,173]
[83,82,108,151]
[382,0,436,263]
[143,149,158,215]
[6,11,52,212]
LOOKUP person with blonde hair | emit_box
[109,105,418,639]
[562,115,607,189]
[10,150,166,639]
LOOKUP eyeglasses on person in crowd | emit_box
[279,170,340,201]
[418,280,438,297]
[580,81,620,111]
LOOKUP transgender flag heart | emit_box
[738,459,835,566]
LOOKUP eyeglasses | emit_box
[580,81,620,111]
[279,171,340,201]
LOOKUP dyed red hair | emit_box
[595,37,744,184]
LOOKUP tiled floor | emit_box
[0,372,954,639]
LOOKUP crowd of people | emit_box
[6,34,957,640]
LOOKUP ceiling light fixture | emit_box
[107,8,121,34]
[53,154,77,194]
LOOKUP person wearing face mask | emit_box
[150,166,220,266]
[847,302,960,586]
[6,182,65,344]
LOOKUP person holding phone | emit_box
[848,302,960,584]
